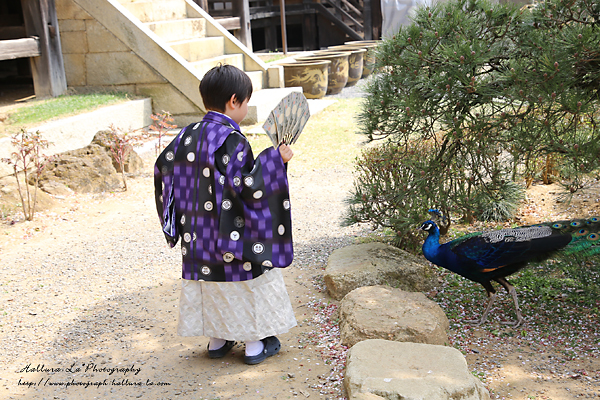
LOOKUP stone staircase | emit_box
[119,0,269,91]
[70,0,295,125]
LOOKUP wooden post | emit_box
[21,0,66,98]
[302,0,316,51]
[280,0,287,54]
[363,0,372,40]
[232,0,252,51]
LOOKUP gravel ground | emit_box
[0,89,369,399]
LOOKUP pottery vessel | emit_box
[295,52,350,95]
[280,60,330,99]
[320,47,366,87]
[344,40,381,78]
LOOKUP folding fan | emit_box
[262,92,310,147]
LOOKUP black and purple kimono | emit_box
[154,112,294,283]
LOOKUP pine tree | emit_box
[345,0,600,251]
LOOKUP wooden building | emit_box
[195,0,382,52]
[0,0,66,103]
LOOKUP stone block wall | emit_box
[55,0,203,124]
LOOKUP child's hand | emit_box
[279,144,293,163]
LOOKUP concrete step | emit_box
[246,70,264,93]
[190,54,244,76]
[145,18,207,42]
[168,37,225,62]
[118,0,187,23]
[243,87,303,125]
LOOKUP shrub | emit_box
[1,130,52,221]
[346,0,600,247]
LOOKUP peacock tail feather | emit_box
[530,217,600,257]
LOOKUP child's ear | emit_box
[228,94,239,108]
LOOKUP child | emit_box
[154,65,297,365]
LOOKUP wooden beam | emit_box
[280,0,287,54]
[0,37,40,61]
[215,16,241,30]
[21,0,67,98]
[232,1,252,50]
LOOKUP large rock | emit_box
[38,144,122,193]
[37,131,144,193]
[0,176,55,215]
[339,286,449,347]
[324,242,435,301]
[345,339,490,400]
[91,130,144,174]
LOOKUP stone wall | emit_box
[55,0,203,124]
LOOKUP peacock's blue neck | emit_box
[422,228,442,263]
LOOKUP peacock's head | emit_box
[419,220,438,233]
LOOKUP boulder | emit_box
[91,130,144,174]
[37,131,144,193]
[339,286,449,347]
[38,144,122,193]
[0,176,55,215]
[345,339,490,400]
[324,242,436,300]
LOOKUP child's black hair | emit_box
[199,64,253,112]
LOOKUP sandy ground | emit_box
[1,88,600,399]
[1,145,366,400]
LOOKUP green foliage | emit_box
[7,92,130,127]
[347,0,600,247]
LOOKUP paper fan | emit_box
[262,92,310,147]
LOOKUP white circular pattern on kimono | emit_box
[234,216,245,228]
[184,136,192,146]
[204,201,213,211]
[223,252,234,263]
[278,224,285,235]
[222,154,230,165]
[201,265,211,275]
[253,190,263,199]
[203,167,210,178]
[181,247,187,256]
[222,199,232,211]
[237,152,244,162]
[180,214,186,225]
[233,176,241,187]
[193,123,201,130]
[252,242,265,254]
[208,185,213,195]
[161,166,168,175]
[230,231,240,241]
[244,176,254,187]
[219,175,226,185]
[187,152,195,162]
[192,232,197,241]
[165,151,174,161]
[243,262,252,271]
[262,260,273,268]
[283,199,291,210]
[159,195,163,203]
[183,232,192,243]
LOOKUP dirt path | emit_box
[2,94,599,399]
[1,145,367,399]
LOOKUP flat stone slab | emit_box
[339,285,449,347]
[345,339,490,400]
[324,242,436,300]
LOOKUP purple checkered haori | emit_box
[154,112,293,282]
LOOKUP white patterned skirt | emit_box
[177,268,297,342]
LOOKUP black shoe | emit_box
[244,336,281,365]
[208,340,236,359]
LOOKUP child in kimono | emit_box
[154,64,297,365]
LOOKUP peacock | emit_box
[419,213,600,327]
